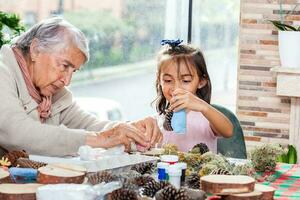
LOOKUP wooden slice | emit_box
[48,163,87,173]
[255,184,275,200]
[0,183,42,200]
[0,168,12,183]
[142,148,163,156]
[225,190,262,200]
[200,175,255,195]
[37,164,85,184]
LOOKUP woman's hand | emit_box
[131,116,163,147]
[85,122,150,151]
[169,88,209,112]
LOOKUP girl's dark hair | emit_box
[154,44,212,115]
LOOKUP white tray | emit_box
[30,154,158,173]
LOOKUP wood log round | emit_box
[48,163,86,173]
[0,168,12,183]
[224,191,262,200]
[255,184,275,200]
[142,148,163,156]
[200,175,255,195]
[37,164,85,184]
[0,183,42,200]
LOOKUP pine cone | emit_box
[142,180,170,197]
[109,189,138,200]
[174,188,189,200]
[4,150,29,167]
[87,171,115,185]
[190,143,209,155]
[131,162,154,175]
[185,188,207,200]
[184,153,202,171]
[186,173,200,189]
[155,185,177,200]
[163,111,173,131]
[16,158,47,169]
[158,181,171,190]
[115,176,139,191]
[163,143,179,155]
[134,175,155,186]
[118,170,141,179]
[156,185,189,200]
[210,168,232,175]
[178,151,186,162]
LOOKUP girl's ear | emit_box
[29,39,39,61]
[198,78,207,89]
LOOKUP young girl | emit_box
[155,40,233,153]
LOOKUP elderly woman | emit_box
[0,18,161,156]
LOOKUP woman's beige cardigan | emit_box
[0,45,116,156]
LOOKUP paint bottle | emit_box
[160,155,179,165]
[174,162,187,185]
[171,109,186,134]
[157,162,170,181]
[168,164,182,189]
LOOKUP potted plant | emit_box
[270,20,300,69]
[0,11,25,48]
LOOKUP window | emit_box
[192,0,240,112]
[24,12,37,27]
[0,0,240,120]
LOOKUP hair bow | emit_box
[160,39,183,47]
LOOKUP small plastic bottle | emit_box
[171,109,186,134]
[157,162,170,181]
[168,165,182,189]
[160,155,179,165]
[174,162,187,185]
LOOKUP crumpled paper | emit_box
[78,145,125,161]
[37,181,122,200]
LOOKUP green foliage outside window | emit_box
[64,0,165,71]
[0,11,25,48]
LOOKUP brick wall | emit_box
[238,0,299,145]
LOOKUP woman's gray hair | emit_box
[13,17,89,62]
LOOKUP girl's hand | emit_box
[169,88,209,112]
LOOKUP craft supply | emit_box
[9,167,37,183]
[201,175,255,195]
[0,183,42,199]
[0,167,11,183]
[37,164,86,184]
[174,162,187,184]
[36,184,96,200]
[171,109,186,134]
[160,155,179,165]
[78,145,125,161]
[168,165,182,189]
[226,190,262,200]
[255,184,275,200]
[157,162,170,181]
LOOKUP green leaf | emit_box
[269,20,297,31]
[287,145,297,164]
[0,11,25,48]
[277,145,298,164]
[276,154,286,163]
[269,20,286,31]
[282,24,298,31]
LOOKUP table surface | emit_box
[263,163,300,200]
